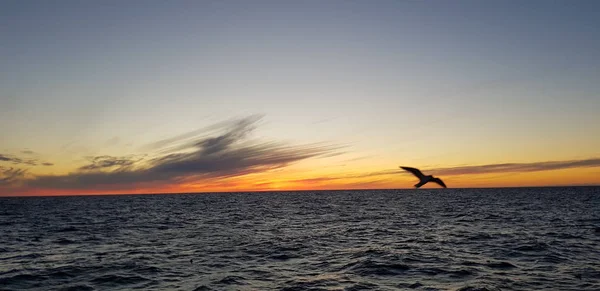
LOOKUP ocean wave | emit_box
[56,226,79,232]
[1,187,599,290]
[485,261,517,269]
[215,275,247,285]
[90,274,150,286]
[57,285,94,291]
[456,285,501,291]
[53,238,77,245]
[342,259,410,276]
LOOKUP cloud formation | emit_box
[429,158,600,176]
[79,155,140,171]
[2,115,599,194]
[0,151,55,167]
[281,158,600,186]
[0,154,37,166]
[24,115,342,190]
[0,167,27,185]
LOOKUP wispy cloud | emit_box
[0,154,37,166]
[0,152,54,169]
[343,155,376,163]
[23,115,343,190]
[142,114,264,152]
[79,155,142,171]
[0,167,27,185]
[284,169,404,185]
[283,158,600,186]
[3,115,599,194]
[428,158,600,176]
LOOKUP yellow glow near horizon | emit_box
[4,162,598,197]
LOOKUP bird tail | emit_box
[414,181,426,188]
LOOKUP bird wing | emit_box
[400,166,425,179]
[431,177,447,188]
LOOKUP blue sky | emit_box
[1,0,600,194]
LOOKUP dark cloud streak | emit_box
[429,158,600,176]
[0,154,37,166]
[6,115,599,192]
[143,114,264,152]
[79,156,140,171]
[285,158,600,185]
[25,115,342,190]
[0,167,27,185]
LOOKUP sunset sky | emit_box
[2,1,600,196]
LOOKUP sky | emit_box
[1,0,600,196]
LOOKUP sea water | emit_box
[1,187,599,290]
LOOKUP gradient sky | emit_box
[2,0,600,196]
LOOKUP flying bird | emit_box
[400,166,447,188]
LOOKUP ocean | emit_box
[1,187,599,291]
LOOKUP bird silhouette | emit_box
[400,166,447,188]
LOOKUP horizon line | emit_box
[1,184,599,198]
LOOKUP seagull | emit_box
[400,166,447,188]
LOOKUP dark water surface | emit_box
[1,187,599,290]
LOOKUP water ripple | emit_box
[1,187,599,290]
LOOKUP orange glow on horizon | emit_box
[2,166,598,197]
